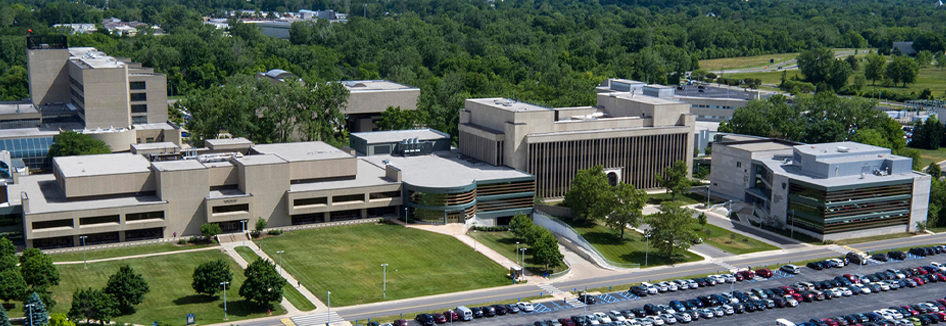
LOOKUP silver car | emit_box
[658,314,677,325]
[673,312,692,323]
[698,309,715,319]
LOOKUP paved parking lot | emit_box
[443,253,946,326]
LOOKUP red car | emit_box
[901,305,921,315]
[822,318,840,326]
[392,320,409,326]
[734,273,745,281]
[932,312,946,322]
[558,318,577,326]
[843,274,858,283]
[755,268,773,278]
[935,273,946,282]
[778,286,795,294]
[791,292,803,302]
[432,313,446,323]
[738,270,756,280]
[913,277,926,285]
[443,310,459,321]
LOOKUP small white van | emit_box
[455,306,473,321]
[775,318,796,326]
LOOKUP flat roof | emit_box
[206,138,254,147]
[55,153,152,177]
[351,129,450,144]
[133,122,179,130]
[131,142,179,151]
[608,92,683,105]
[674,85,759,101]
[233,153,287,166]
[290,159,398,192]
[754,152,918,188]
[151,160,206,172]
[467,98,552,113]
[208,188,248,198]
[0,123,83,140]
[8,174,166,214]
[251,142,353,162]
[644,84,675,89]
[68,47,126,69]
[0,101,39,116]
[362,151,533,188]
[730,142,795,153]
[794,141,888,157]
[342,80,418,91]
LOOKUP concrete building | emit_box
[342,80,420,132]
[710,138,931,241]
[458,94,695,198]
[4,131,533,248]
[596,78,759,122]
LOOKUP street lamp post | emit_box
[519,248,527,280]
[276,250,284,273]
[326,291,331,326]
[220,281,230,320]
[381,263,388,299]
[240,220,247,247]
[645,234,651,266]
[79,235,88,269]
[473,230,477,252]
[25,303,35,326]
[705,185,711,208]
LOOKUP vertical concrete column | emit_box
[323,212,331,223]
[361,209,368,219]
[119,231,126,242]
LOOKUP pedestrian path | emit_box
[53,246,221,265]
[714,261,739,272]
[291,312,345,326]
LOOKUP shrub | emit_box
[177,239,187,245]
[267,229,283,236]
[470,226,510,232]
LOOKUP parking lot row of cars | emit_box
[779,295,946,326]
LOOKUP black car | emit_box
[492,304,508,315]
[644,304,660,315]
[630,308,647,317]
[629,285,649,297]
[480,306,496,317]
[808,262,825,270]
[570,315,585,325]
[414,314,435,326]
[578,294,597,305]
[732,303,745,314]
[470,307,484,318]
[688,298,705,308]
[911,247,930,257]
[890,251,908,260]
[872,253,890,262]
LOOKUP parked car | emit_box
[492,304,508,315]
[872,253,890,262]
[517,302,535,312]
[756,268,774,278]
[781,264,801,274]
[506,304,520,313]
[578,294,597,305]
[414,314,435,326]
[630,285,650,297]
[391,320,409,326]
[889,251,908,260]
[469,307,483,318]
[443,310,459,321]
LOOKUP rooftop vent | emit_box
[837,146,850,152]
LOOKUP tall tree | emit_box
[796,47,853,91]
[191,259,233,296]
[376,106,423,131]
[885,55,920,87]
[655,160,693,200]
[927,163,942,179]
[19,248,59,290]
[864,53,887,85]
[0,304,9,326]
[531,230,563,272]
[644,202,698,261]
[0,237,13,258]
[23,292,49,326]
[67,288,117,325]
[916,50,934,67]
[103,265,150,314]
[936,53,946,71]
[239,258,286,309]
[606,183,647,239]
[563,165,615,221]
[254,217,267,234]
[47,131,111,157]
[0,266,27,303]
[509,213,536,243]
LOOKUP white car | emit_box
[656,304,676,314]
[875,310,895,320]
[710,274,727,283]
[919,303,939,312]
[658,314,677,324]
[884,309,904,319]
[686,279,699,289]
[673,280,690,290]
[673,312,692,323]
[829,258,846,267]
[723,274,737,283]
[641,282,660,294]
[877,282,891,291]
[627,319,644,326]
[594,312,612,323]
[835,287,853,296]
[583,314,601,325]
[635,318,654,326]
[608,310,626,322]
[783,296,799,307]
[517,302,534,312]
[852,283,871,294]
[720,305,735,315]
[697,309,714,319]
[931,262,946,272]
[658,281,678,292]
[887,268,906,279]
[644,316,665,326]
[885,280,901,290]
[795,281,815,291]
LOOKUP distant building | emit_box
[255,69,299,83]
[342,80,419,133]
[710,138,931,241]
[597,78,759,122]
[892,42,917,56]
[100,18,163,36]
[53,24,97,34]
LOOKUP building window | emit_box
[145,137,154,143]
[293,197,327,207]
[129,81,146,90]
[332,194,365,203]
[130,93,147,102]
[32,219,73,230]
[126,211,164,221]
[131,104,147,113]
[212,204,249,214]
[736,162,742,168]
[369,191,400,200]
[79,215,120,226]
[132,116,148,124]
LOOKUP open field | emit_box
[234,246,316,311]
[915,147,946,168]
[49,242,216,262]
[859,66,946,98]
[727,70,802,86]
[256,223,511,307]
[559,218,703,267]
[699,53,799,71]
[472,231,565,275]
[6,250,286,325]
[697,224,780,255]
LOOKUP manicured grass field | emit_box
[561,218,703,267]
[646,192,710,206]
[49,242,216,262]
[859,66,946,98]
[832,232,915,246]
[256,223,511,306]
[36,250,285,325]
[696,224,780,255]
[233,246,316,311]
[915,147,946,169]
[700,53,799,71]
[472,231,565,275]
[727,70,803,86]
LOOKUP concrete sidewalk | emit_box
[53,246,221,265]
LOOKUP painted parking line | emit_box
[548,300,566,311]
[533,303,552,313]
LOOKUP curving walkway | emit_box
[53,246,221,265]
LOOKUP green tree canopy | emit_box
[239,258,286,309]
[864,53,887,85]
[531,229,563,272]
[23,292,49,326]
[67,288,117,325]
[606,183,647,239]
[885,55,920,87]
[47,131,111,157]
[200,223,222,239]
[0,303,10,326]
[655,160,694,200]
[0,237,13,258]
[927,163,942,179]
[644,202,698,261]
[103,265,150,314]
[191,259,233,296]
[509,213,536,244]
[563,165,615,221]
[796,47,853,91]
[255,217,267,233]
[0,266,27,302]
[48,314,74,326]
[19,248,59,290]
[376,106,424,131]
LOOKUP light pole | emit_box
[276,250,284,273]
[472,230,476,252]
[381,263,388,299]
[79,235,88,269]
[220,281,230,321]
[515,241,520,267]
[326,291,331,326]
[519,248,527,280]
[240,220,247,247]
[645,234,651,266]
[404,206,408,225]
[704,185,711,208]
[25,303,35,326]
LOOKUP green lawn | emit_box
[256,223,511,307]
[859,66,946,98]
[832,232,915,246]
[472,231,565,275]
[915,147,946,169]
[700,53,800,71]
[697,224,780,255]
[560,218,703,267]
[647,192,702,206]
[233,246,316,311]
[728,70,803,86]
[6,250,286,325]
[49,242,217,262]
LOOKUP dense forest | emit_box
[1,0,946,135]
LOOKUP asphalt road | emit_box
[455,253,946,326]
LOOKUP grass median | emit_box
[49,242,217,262]
[696,224,779,255]
[18,249,286,325]
[472,231,566,276]
[558,218,703,267]
[256,223,511,306]
[233,245,316,311]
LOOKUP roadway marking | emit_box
[280,318,296,326]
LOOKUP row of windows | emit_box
[129,81,146,90]
[0,119,41,130]
[132,116,148,124]
[212,204,249,214]
[70,87,84,105]
[69,76,83,92]
[0,137,53,161]
[691,104,734,109]
[407,189,476,207]
[130,92,147,102]
[131,104,148,113]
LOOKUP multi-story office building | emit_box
[710,138,931,241]
[596,78,757,122]
[458,94,695,198]
[5,130,533,248]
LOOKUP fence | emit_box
[548,254,572,279]
[533,210,640,270]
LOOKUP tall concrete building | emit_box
[459,93,695,198]
[710,138,931,241]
